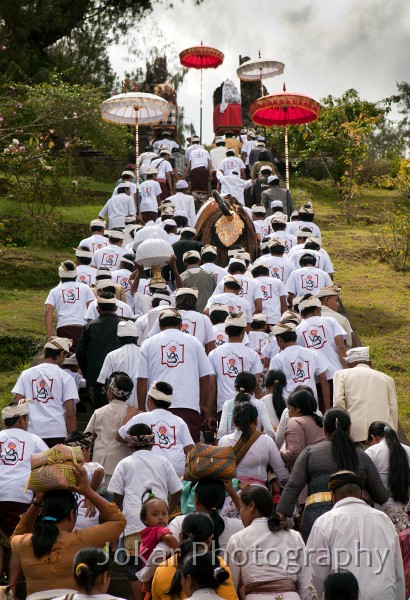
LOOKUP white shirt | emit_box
[247,331,269,356]
[217,396,275,439]
[219,431,288,483]
[138,151,158,176]
[190,147,211,170]
[252,276,286,324]
[165,192,196,226]
[213,323,228,347]
[149,310,214,347]
[253,255,294,283]
[0,428,48,503]
[45,281,94,328]
[288,220,322,241]
[99,193,135,229]
[74,461,104,529]
[269,230,297,254]
[259,393,282,430]
[296,316,347,379]
[291,248,334,273]
[12,363,79,438]
[138,329,213,412]
[151,157,173,180]
[210,146,228,170]
[365,439,410,509]
[111,268,134,307]
[201,263,228,286]
[113,182,137,198]
[76,265,96,286]
[153,138,179,153]
[91,244,126,271]
[306,497,405,600]
[138,179,162,212]
[253,219,271,240]
[108,449,182,536]
[241,140,257,165]
[185,143,201,162]
[214,274,263,311]
[260,334,280,361]
[78,234,108,254]
[221,156,245,175]
[205,293,252,323]
[97,344,140,407]
[118,409,193,477]
[269,344,328,400]
[286,266,333,296]
[85,299,135,322]
[226,518,314,596]
[208,342,262,412]
[217,174,252,205]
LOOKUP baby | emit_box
[139,491,179,565]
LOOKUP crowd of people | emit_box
[0,128,408,600]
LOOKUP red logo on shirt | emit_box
[92,241,107,252]
[61,287,80,304]
[270,266,284,281]
[301,273,319,291]
[303,325,327,350]
[181,319,197,336]
[101,252,119,268]
[152,421,177,449]
[161,342,185,367]
[0,438,26,465]
[222,355,244,378]
[260,284,272,300]
[78,274,91,285]
[290,359,311,383]
[238,281,248,298]
[31,376,54,403]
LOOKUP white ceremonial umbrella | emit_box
[237,53,285,97]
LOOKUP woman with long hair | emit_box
[259,369,287,432]
[151,513,237,600]
[11,465,126,596]
[217,372,275,440]
[281,390,325,471]
[366,421,410,532]
[180,551,231,600]
[276,408,389,541]
[226,486,317,600]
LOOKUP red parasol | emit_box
[180,42,224,140]
[250,86,320,195]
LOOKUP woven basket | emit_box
[28,444,84,492]
[184,443,236,482]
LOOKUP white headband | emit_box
[175,287,199,298]
[59,263,77,278]
[121,257,135,267]
[2,400,30,420]
[346,347,370,363]
[74,248,93,258]
[44,337,72,352]
[149,382,173,404]
[97,296,116,305]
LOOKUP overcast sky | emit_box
[108,0,410,143]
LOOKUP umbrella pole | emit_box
[285,125,290,191]
[200,68,203,141]
[135,109,140,214]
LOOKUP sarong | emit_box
[190,166,209,193]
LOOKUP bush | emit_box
[373,204,410,271]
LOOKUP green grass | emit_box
[0,175,409,433]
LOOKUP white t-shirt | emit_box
[241,140,257,165]
[251,276,286,324]
[213,323,228,347]
[45,281,95,328]
[252,255,294,283]
[269,344,328,400]
[190,147,211,170]
[260,334,280,361]
[185,143,200,162]
[208,342,263,412]
[149,310,215,347]
[76,265,96,286]
[138,179,162,212]
[201,263,228,286]
[165,192,196,226]
[259,394,282,430]
[288,220,322,241]
[97,344,140,407]
[205,293,252,324]
[138,329,213,411]
[269,230,297,254]
[221,156,245,175]
[99,193,135,229]
[217,174,252,205]
[85,299,135,322]
[214,274,263,311]
[111,268,134,307]
[79,234,108,254]
[217,396,275,439]
[253,220,271,240]
[113,182,137,198]
[12,363,79,439]
[296,316,347,379]
[290,248,334,274]
[151,157,173,180]
[118,409,194,477]
[0,428,48,503]
[108,449,182,535]
[74,461,104,529]
[92,244,126,271]
[153,139,179,153]
[286,266,333,296]
[210,146,228,170]
[247,331,269,356]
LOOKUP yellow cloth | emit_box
[224,139,242,156]
[151,554,238,600]
[11,502,125,596]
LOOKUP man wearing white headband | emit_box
[85,282,135,322]
[97,320,140,408]
[220,149,246,178]
[137,308,214,442]
[0,401,48,585]
[44,260,95,349]
[117,381,194,477]
[211,256,263,313]
[91,229,127,272]
[286,252,332,307]
[208,312,263,419]
[269,321,330,409]
[153,130,179,155]
[204,275,252,324]
[266,213,297,255]
[74,245,96,286]
[112,169,137,198]
[290,237,334,277]
[296,295,348,412]
[78,219,108,254]
[287,204,322,242]
[99,180,136,230]
[12,337,78,445]
[333,347,398,443]
[253,237,295,283]
[163,180,196,227]
[111,253,136,308]
[135,290,173,344]
[186,143,212,198]
[151,149,173,201]
[200,245,228,286]
[315,285,357,349]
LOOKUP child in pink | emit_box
[139,491,179,565]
